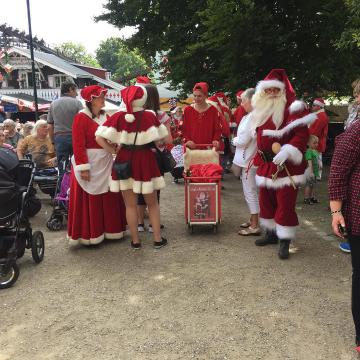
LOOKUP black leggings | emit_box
[349,234,360,344]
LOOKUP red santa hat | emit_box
[135,76,151,85]
[256,68,296,106]
[215,92,229,109]
[312,98,325,108]
[236,90,244,98]
[207,95,222,113]
[193,82,209,97]
[80,85,108,102]
[120,85,147,123]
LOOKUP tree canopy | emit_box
[55,42,100,68]
[96,0,360,97]
[95,37,149,84]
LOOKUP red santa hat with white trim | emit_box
[120,85,147,123]
[236,90,244,99]
[256,68,296,107]
[312,97,325,108]
[80,85,108,102]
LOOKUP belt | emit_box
[122,144,153,151]
[258,150,274,162]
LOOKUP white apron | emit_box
[72,149,113,195]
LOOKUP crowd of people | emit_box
[1,71,359,349]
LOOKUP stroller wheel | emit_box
[0,263,20,289]
[31,231,45,263]
[46,217,63,231]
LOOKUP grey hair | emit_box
[241,88,255,102]
[32,119,48,135]
[3,119,16,129]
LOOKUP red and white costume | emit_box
[68,86,127,245]
[252,69,316,239]
[95,85,168,194]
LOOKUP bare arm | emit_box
[95,136,117,154]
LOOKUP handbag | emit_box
[112,112,143,180]
[155,147,177,173]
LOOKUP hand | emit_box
[46,157,56,167]
[273,149,288,166]
[212,140,219,149]
[332,213,346,238]
[185,141,196,149]
[80,170,90,182]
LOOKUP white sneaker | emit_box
[138,224,145,232]
[148,224,164,233]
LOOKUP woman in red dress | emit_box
[95,85,168,249]
[68,85,127,246]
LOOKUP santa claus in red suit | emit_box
[309,97,329,179]
[68,85,127,246]
[252,69,317,259]
[182,82,222,149]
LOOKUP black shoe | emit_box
[255,231,278,246]
[304,199,313,205]
[154,237,168,249]
[131,241,142,250]
[278,240,290,259]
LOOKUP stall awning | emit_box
[0,93,50,112]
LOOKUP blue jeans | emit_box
[54,135,72,176]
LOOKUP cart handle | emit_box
[184,144,217,151]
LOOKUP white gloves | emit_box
[273,149,289,166]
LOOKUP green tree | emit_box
[95,37,149,83]
[55,42,100,68]
[96,0,360,97]
[337,0,360,49]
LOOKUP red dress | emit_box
[182,105,222,145]
[67,108,127,245]
[95,110,168,194]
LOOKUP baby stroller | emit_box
[34,167,58,198]
[0,148,45,289]
[46,157,70,231]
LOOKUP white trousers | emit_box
[241,167,259,215]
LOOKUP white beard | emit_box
[250,91,287,129]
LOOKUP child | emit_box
[170,140,184,183]
[304,135,320,204]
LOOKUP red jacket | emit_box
[309,110,329,153]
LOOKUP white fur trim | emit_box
[67,233,104,246]
[109,176,166,194]
[262,113,317,138]
[95,126,119,144]
[80,108,108,125]
[125,114,135,123]
[276,224,296,240]
[131,85,147,109]
[289,100,306,114]
[313,100,325,108]
[105,231,128,239]
[256,80,285,92]
[256,174,306,189]
[96,124,168,145]
[206,99,221,112]
[281,144,303,165]
[74,163,91,171]
[260,218,276,230]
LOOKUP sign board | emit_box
[3,104,18,112]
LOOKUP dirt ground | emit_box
[0,167,357,360]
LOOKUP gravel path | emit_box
[0,169,356,360]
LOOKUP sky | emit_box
[1,0,135,54]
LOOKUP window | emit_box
[54,75,71,88]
